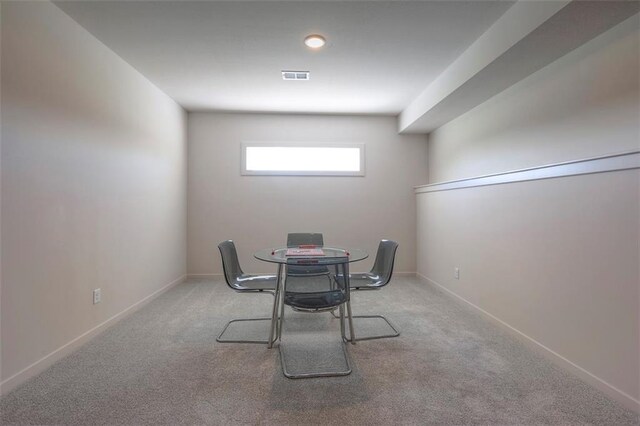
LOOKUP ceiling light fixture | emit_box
[304,34,326,49]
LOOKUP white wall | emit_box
[1,2,187,392]
[418,16,639,410]
[427,14,639,182]
[188,113,427,275]
[0,1,4,389]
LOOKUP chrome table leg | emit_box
[268,264,283,348]
[343,261,356,344]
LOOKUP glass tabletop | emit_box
[254,247,368,265]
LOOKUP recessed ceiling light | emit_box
[304,34,326,49]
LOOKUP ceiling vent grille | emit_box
[282,71,310,81]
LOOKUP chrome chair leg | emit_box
[346,300,356,345]
[339,304,346,341]
[217,288,277,345]
[279,301,352,379]
[332,309,401,341]
[332,285,401,342]
[332,300,401,342]
[344,314,401,342]
[279,340,352,379]
[216,318,274,344]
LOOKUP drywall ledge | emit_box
[0,275,186,396]
[399,1,640,134]
[415,151,640,193]
[417,274,640,413]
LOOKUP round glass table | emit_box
[254,247,368,265]
[254,246,368,348]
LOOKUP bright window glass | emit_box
[242,144,365,176]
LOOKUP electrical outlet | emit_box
[93,288,101,304]
[454,267,460,280]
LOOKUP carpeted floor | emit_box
[1,276,638,425]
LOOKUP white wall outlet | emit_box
[454,267,460,280]
[93,288,101,304]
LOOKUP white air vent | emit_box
[282,70,310,81]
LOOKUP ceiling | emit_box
[55,1,514,115]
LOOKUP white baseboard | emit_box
[186,273,223,279]
[393,271,416,277]
[0,274,187,396]
[416,273,640,414]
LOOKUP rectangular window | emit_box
[241,143,365,176]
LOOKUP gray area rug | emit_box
[1,277,638,425]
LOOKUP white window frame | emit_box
[241,142,366,176]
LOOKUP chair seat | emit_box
[232,274,277,291]
[284,290,347,311]
[343,273,385,290]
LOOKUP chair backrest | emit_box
[218,240,244,288]
[369,240,399,287]
[287,233,324,247]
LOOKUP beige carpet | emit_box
[1,277,638,425]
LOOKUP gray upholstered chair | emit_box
[337,240,401,342]
[216,240,277,344]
